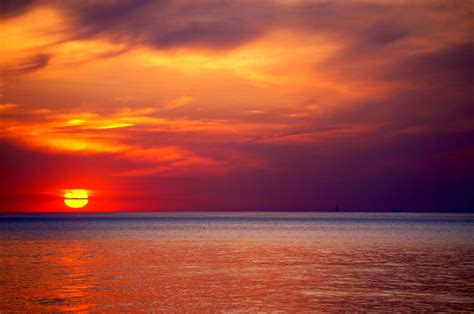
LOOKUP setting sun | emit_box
[64,189,89,209]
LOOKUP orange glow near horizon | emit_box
[64,189,89,209]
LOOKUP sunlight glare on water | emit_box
[0,212,473,312]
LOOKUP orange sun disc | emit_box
[64,189,89,208]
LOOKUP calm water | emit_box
[0,212,473,312]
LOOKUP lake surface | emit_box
[0,212,473,312]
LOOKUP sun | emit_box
[64,189,89,209]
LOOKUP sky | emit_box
[0,0,473,212]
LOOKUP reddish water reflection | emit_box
[1,238,473,312]
[0,213,473,311]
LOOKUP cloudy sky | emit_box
[1,0,473,211]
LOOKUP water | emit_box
[0,212,473,312]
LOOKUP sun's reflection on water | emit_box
[0,213,473,312]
